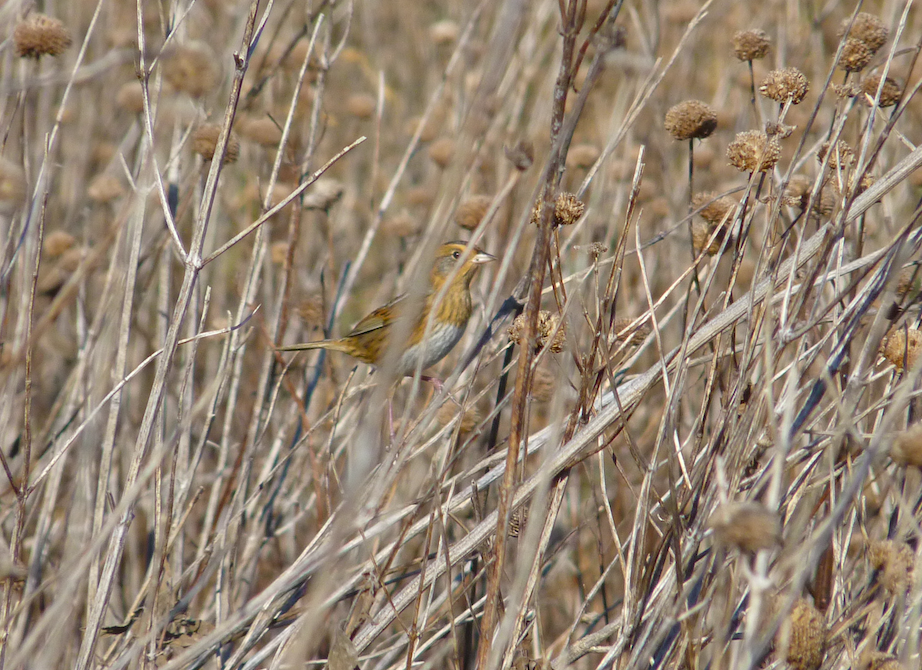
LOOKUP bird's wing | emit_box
[345,294,406,338]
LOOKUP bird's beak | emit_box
[472,250,496,265]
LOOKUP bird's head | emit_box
[430,241,495,288]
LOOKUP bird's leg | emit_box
[421,375,461,406]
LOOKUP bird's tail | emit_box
[278,340,348,353]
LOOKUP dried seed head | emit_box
[298,296,325,327]
[43,230,76,258]
[87,174,126,203]
[890,423,922,468]
[505,139,535,170]
[38,247,85,295]
[455,195,493,231]
[708,502,781,553]
[381,211,418,237]
[860,75,901,107]
[880,328,922,370]
[838,38,873,73]
[782,176,835,218]
[732,29,771,61]
[692,191,736,225]
[818,140,854,171]
[664,100,718,141]
[612,317,651,347]
[568,143,601,169]
[270,241,289,265]
[554,192,585,226]
[302,179,344,210]
[779,598,827,670]
[163,43,219,98]
[691,219,726,256]
[841,13,889,54]
[867,539,915,596]
[428,137,455,168]
[759,67,809,104]
[727,130,781,173]
[0,158,27,215]
[530,363,557,403]
[192,124,240,163]
[116,81,145,114]
[833,83,859,99]
[239,116,282,147]
[765,121,796,139]
[429,19,460,46]
[346,93,376,119]
[436,401,482,435]
[861,652,905,670]
[896,265,922,299]
[508,311,566,353]
[14,13,72,58]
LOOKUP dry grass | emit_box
[1,0,922,668]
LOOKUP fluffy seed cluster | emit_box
[530,191,586,227]
[508,311,566,353]
[765,121,796,139]
[192,124,240,163]
[727,130,781,173]
[860,75,901,107]
[759,67,809,104]
[862,652,905,670]
[87,174,126,203]
[732,29,771,61]
[664,100,718,141]
[14,13,72,58]
[346,93,376,119]
[239,116,283,147]
[454,195,493,231]
[896,265,922,299]
[818,140,854,171]
[708,502,781,553]
[436,402,482,436]
[779,598,827,670]
[692,191,736,225]
[163,43,219,98]
[890,423,922,468]
[867,539,915,596]
[782,176,836,219]
[568,143,601,169]
[116,82,145,114]
[612,317,651,347]
[837,38,873,73]
[428,137,455,168]
[505,139,534,171]
[840,12,889,53]
[880,328,922,370]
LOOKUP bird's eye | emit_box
[452,250,461,260]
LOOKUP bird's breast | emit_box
[398,321,466,375]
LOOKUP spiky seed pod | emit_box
[163,43,219,98]
[455,195,493,231]
[765,121,796,139]
[708,502,781,553]
[239,116,282,147]
[867,539,915,596]
[880,328,922,370]
[818,140,854,171]
[568,143,601,169]
[841,13,889,54]
[554,192,585,226]
[14,13,72,58]
[779,599,827,670]
[87,174,126,203]
[436,402,482,435]
[833,83,859,99]
[838,38,873,73]
[192,124,240,163]
[727,130,781,173]
[530,363,557,403]
[891,423,922,468]
[0,158,27,215]
[612,317,651,346]
[43,231,76,258]
[782,175,835,217]
[860,75,901,107]
[505,139,534,170]
[664,100,718,141]
[346,93,376,119]
[692,191,736,225]
[759,67,809,104]
[691,219,725,256]
[428,138,455,168]
[116,81,145,114]
[732,29,771,61]
[508,311,566,353]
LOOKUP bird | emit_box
[280,241,495,382]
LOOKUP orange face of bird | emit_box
[430,241,496,288]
